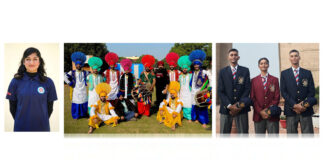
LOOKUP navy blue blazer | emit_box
[280,67,316,116]
[217,65,251,115]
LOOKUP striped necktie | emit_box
[262,76,267,90]
[232,68,237,80]
[294,69,299,85]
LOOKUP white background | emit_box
[0,0,323,160]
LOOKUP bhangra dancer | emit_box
[177,55,193,122]
[157,81,183,130]
[189,50,209,128]
[166,52,180,82]
[104,52,120,100]
[88,83,119,134]
[137,55,156,116]
[87,57,104,114]
[64,52,88,119]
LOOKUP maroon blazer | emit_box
[250,74,280,122]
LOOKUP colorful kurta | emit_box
[179,73,192,120]
[190,70,209,124]
[87,74,104,114]
[64,70,88,119]
[104,69,120,100]
[88,100,119,128]
[157,97,183,128]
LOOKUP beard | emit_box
[100,97,106,102]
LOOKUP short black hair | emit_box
[228,48,239,54]
[258,57,269,65]
[289,49,299,55]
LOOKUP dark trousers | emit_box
[124,111,135,121]
[286,115,314,134]
[220,112,249,134]
[155,88,167,105]
[254,119,279,136]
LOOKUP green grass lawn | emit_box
[64,85,212,135]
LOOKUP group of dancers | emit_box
[64,50,212,133]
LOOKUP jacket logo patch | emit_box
[270,84,275,92]
[238,77,244,84]
[37,87,45,94]
[302,79,308,87]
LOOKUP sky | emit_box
[233,43,280,79]
[106,43,280,78]
[106,43,174,60]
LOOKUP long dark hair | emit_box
[14,47,47,82]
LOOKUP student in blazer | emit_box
[280,49,317,134]
[251,58,281,135]
[217,48,251,134]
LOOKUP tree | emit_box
[166,43,212,69]
[64,43,109,72]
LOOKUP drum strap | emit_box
[144,72,151,84]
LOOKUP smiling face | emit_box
[289,51,300,66]
[23,53,40,73]
[194,64,200,71]
[76,64,82,70]
[228,51,240,65]
[258,59,269,72]
[93,69,98,74]
[182,68,188,74]
[170,92,176,99]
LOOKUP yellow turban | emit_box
[168,81,180,97]
[95,83,111,98]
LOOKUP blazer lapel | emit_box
[227,66,233,82]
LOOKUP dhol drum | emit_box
[194,89,211,107]
[131,82,152,103]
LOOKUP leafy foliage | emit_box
[167,43,212,69]
[64,43,109,72]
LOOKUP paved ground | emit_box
[216,105,319,137]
